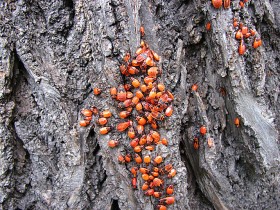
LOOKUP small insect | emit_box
[132,96,140,106]
[151,50,160,61]
[116,121,132,132]
[206,22,211,31]
[233,18,239,28]
[159,197,175,205]
[135,102,143,111]
[144,76,155,85]
[139,135,147,145]
[168,169,177,178]
[136,116,147,125]
[193,138,199,150]
[149,87,157,99]
[99,127,111,135]
[145,189,155,196]
[145,145,154,151]
[139,167,149,174]
[116,85,127,102]
[110,87,117,98]
[134,154,143,164]
[135,47,144,55]
[130,167,138,177]
[154,156,163,165]
[100,110,112,118]
[142,173,149,181]
[84,116,92,121]
[234,117,240,127]
[119,111,131,119]
[250,29,256,36]
[200,126,207,135]
[212,0,223,9]
[132,177,137,189]
[143,155,151,165]
[136,125,144,134]
[145,112,153,123]
[93,87,101,95]
[128,66,139,75]
[134,145,143,153]
[81,109,93,117]
[157,205,167,210]
[191,84,198,92]
[166,185,174,195]
[79,120,90,127]
[142,182,149,191]
[163,91,173,101]
[151,171,159,177]
[125,154,132,163]
[147,134,154,145]
[239,22,244,29]
[241,26,248,36]
[165,105,173,117]
[235,30,243,40]
[118,155,125,164]
[140,40,146,48]
[153,192,162,198]
[119,64,128,76]
[157,83,165,92]
[108,140,119,148]
[164,164,173,173]
[135,90,144,99]
[126,92,133,99]
[244,32,251,38]
[97,117,108,126]
[161,138,168,146]
[127,127,136,139]
[124,84,132,91]
[130,138,139,148]
[140,84,147,93]
[145,57,155,67]
[253,38,262,49]
[151,131,160,142]
[147,67,160,77]
[153,178,163,187]
[238,40,246,55]
[118,99,132,108]
[131,59,140,67]
[136,51,148,63]
[131,77,141,88]
[224,0,230,9]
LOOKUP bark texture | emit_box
[0,0,279,209]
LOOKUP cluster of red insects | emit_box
[211,0,249,9]
[209,0,262,55]
[80,26,175,209]
[79,5,245,207]
[234,18,262,55]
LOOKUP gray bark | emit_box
[0,0,279,209]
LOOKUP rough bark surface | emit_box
[0,0,279,209]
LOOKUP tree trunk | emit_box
[0,0,279,209]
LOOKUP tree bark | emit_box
[0,0,279,209]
